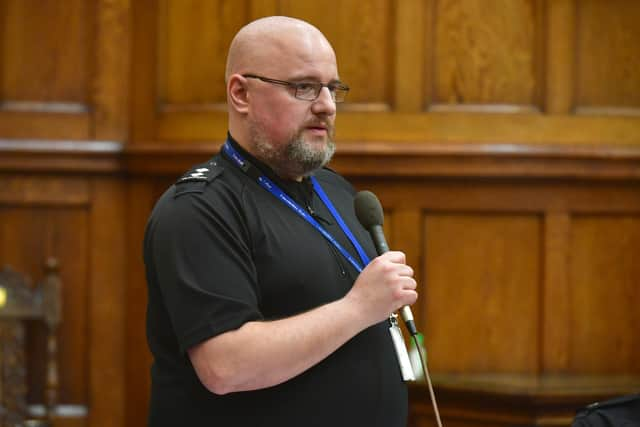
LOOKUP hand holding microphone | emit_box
[354,190,443,427]
[346,251,417,327]
[354,190,419,336]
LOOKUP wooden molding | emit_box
[332,141,640,180]
[123,141,640,180]
[0,140,123,173]
[3,139,640,180]
[409,374,640,426]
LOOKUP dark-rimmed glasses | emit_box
[242,74,349,103]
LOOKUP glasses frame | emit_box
[242,74,349,103]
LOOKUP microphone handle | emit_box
[369,225,418,336]
[370,225,389,254]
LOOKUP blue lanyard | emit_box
[222,141,371,272]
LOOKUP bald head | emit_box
[224,17,340,180]
[225,16,336,82]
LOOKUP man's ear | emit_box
[228,75,249,114]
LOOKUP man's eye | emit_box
[297,83,316,91]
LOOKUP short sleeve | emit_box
[145,184,263,353]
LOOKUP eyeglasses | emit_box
[242,74,349,103]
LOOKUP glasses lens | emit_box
[294,82,349,102]
[296,83,321,100]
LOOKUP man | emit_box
[144,16,418,426]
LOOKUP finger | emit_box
[396,265,414,278]
[393,288,418,305]
[402,277,417,290]
[380,250,406,264]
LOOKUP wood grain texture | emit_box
[542,212,571,372]
[432,0,542,108]
[0,112,90,140]
[569,215,640,373]
[131,0,158,143]
[88,178,126,427]
[576,0,640,112]
[395,0,426,112]
[545,0,575,114]
[124,179,156,427]
[424,213,541,373]
[158,0,247,109]
[94,0,131,141]
[0,140,122,173]
[1,0,90,103]
[390,209,424,325]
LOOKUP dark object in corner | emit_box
[573,393,640,427]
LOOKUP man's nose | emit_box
[311,86,337,116]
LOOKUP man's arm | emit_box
[188,251,417,395]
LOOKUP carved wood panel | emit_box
[432,0,543,111]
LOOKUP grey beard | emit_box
[285,135,335,177]
[252,127,336,179]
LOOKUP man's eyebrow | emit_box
[289,75,344,85]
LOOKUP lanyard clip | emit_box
[388,314,415,381]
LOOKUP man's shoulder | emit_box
[315,166,355,193]
[173,158,225,198]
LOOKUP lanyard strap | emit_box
[222,141,370,272]
[311,177,370,267]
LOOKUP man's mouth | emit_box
[305,123,330,134]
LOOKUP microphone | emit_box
[354,191,418,336]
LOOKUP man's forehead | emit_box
[227,17,336,81]
[253,31,336,72]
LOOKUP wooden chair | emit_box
[0,259,61,427]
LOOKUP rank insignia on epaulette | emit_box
[178,167,211,183]
[176,162,223,184]
[174,161,223,198]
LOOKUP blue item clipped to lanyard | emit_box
[222,141,371,272]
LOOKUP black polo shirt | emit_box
[144,135,407,426]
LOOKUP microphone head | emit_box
[354,190,384,229]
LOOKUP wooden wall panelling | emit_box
[545,0,575,114]
[131,0,158,143]
[130,0,640,145]
[158,0,245,111]
[542,212,571,372]
[390,209,425,326]
[575,0,640,115]
[430,0,543,112]
[125,179,158,427]
[0,0,93,140]
[569,214,640,374]
[249,0,278,21]
[331,141,640,179]
[424,212,542,373]
[335,112,640,144]
[0,175,90,425]
[94,0,131,141]
[356,176,640,377]
[156,0,248,140]
[395,0,426,112]
[88,178,126,427]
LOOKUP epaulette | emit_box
[573,393,640,424]
[174,160,223,198]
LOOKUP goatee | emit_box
[251,123,336,179]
